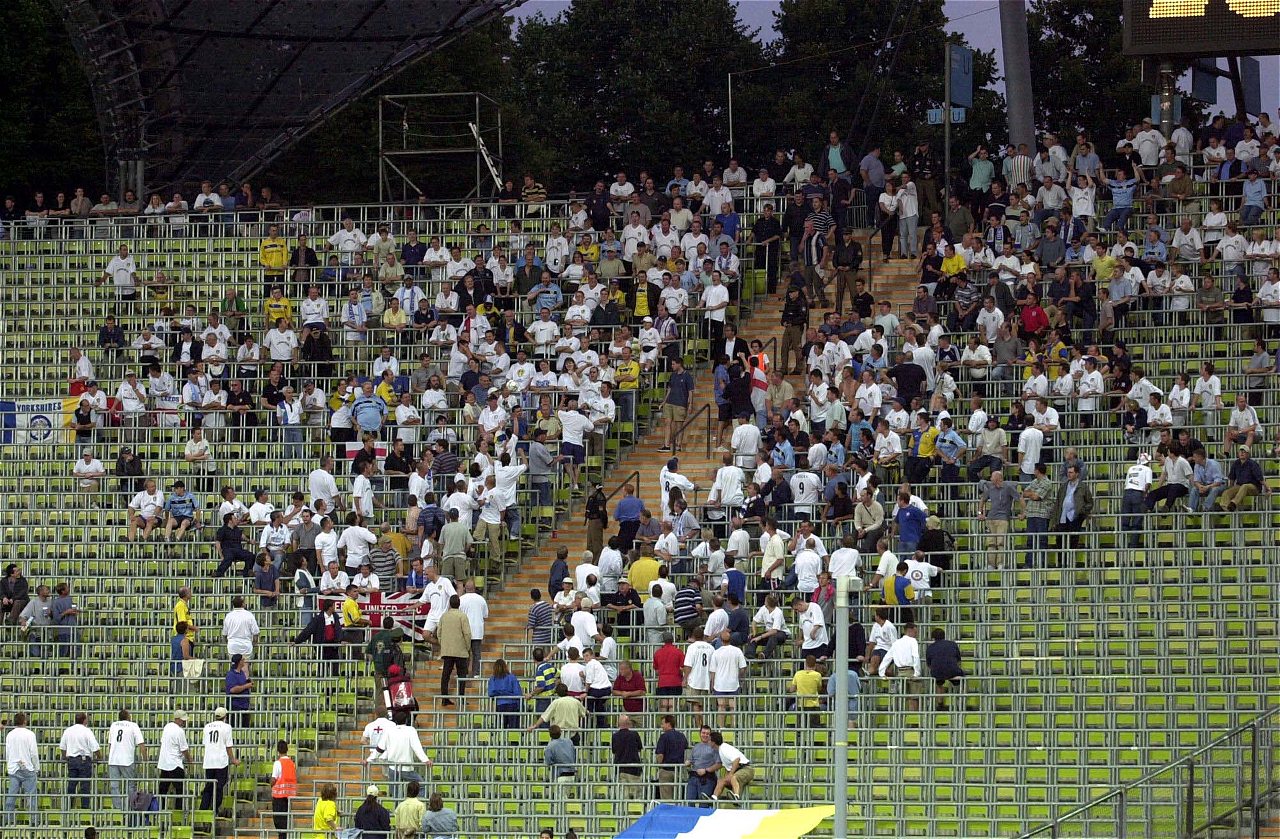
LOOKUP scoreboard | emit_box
[1123,0,1280,55]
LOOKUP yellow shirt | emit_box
[577,243,600,265]
[382,307,409,330]
[614,359,641,390]
[629,557,660,601]
[941,254,966,276]
[260,237,288,272]
[311,799,338,837]
[1045,340,1068,379]
[375,381,398,404]
[264,297,293,325]
[1090,254,1116,283]
[791,669,823,709]
[174,598,196,641]
[387,532,411,558]
[915,425,940,457]
[341,598,364,628]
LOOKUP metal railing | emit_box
[1018,706,1280,839]
[671,401,713,458]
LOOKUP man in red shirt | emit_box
[652,632,684,713]
[1018,294,1050,343]
[613,661,647,713]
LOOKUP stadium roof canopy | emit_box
[55,0,520,192]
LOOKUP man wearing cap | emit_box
[199,707,238,813]
[156,710,191,810]
[1121,452,1154,548]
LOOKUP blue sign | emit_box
[928,108,966,125]
[949,44,974,109]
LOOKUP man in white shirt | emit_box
[200,706,238,813]
[701,273,731,342]
[104,709,147,814]
[221,596,260,658]
[308,456,342,515]
[879,622,922,681]
[682,634,716,727]
[458,580,489,678]
[1122,452,1154,548]
[73,449,106,493]
[127,478,164,542]
[156,710,191,809]
[58,711,100,809]
[369,711,432,799]
[707,453,745,511]
[570,600,603,651]
[338,516,378,575]
[729,417,761,470]
[421,565,456,642]
[327,217,368,264]
[828,534,861,579]
[708,633,748,726]
[791,596,831,658]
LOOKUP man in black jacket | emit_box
[585,485,608,560]
[780,285,810,375]
[290,598,342,676]
[750,203,784,293]
[781,192,809,267]
[833,229,864,315]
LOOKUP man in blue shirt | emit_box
[525,276,563,313]
[351,383,387,435]
[163,480,201,541]
[614,484,644,552]
[1102,164,1140,232]
[1188,449,1225,513]
[660,358,695,452]
[934,417,968,486]
[1241,170,1268,227]
[225,654,253,729]
[894,492,926,554]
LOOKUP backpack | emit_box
[389,680,418,712]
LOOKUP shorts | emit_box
[717,402,733,422]
[170,515,194,525]
[561,442,585,465]
[662,404,688,423]
[656,686,683,697]
[685,687,709,704]
[713,689,738,697]
[1230,431,1251,443]
[935,674,963,687]
[805,643,833,659]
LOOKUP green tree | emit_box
[761,0,1003,171]
[0,0,100,195]
[506,0,766,187]
[1026,0,1187,143]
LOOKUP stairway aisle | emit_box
[232,237,916,837]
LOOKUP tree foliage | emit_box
[759,0,1004,161]
[0,0,101,196]
[1026,0,1177,141]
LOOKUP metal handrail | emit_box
[671,400,713,458]
[603,469,640,505]
[1018,706,1280,839]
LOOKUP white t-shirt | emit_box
[130,489,164,519]
[570,609,599,649]
[683,640,715,690]
[108,720,145,767]
[59,724,100,758]
[202,720,233,769]
[708,645,747,692]
[828,547,861,578]
[221,609,259,656]
[338,525,378,571]
[905,559,940,598]
[1124,464,1153,492]
[869,619,899,652]
[157,722,189,771]
[701,284,730,321]
[106,255,137,291]
[793,550,822,593]
[1016,426,1044,476]
[797,602,829,650]
[752,606,786,634]
[458,592,489,641]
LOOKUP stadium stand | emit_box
[2,122,1280,839]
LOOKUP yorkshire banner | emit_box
[615,805,835,839]
[0,398,80,445]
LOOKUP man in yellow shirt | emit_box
[940,244,966,278]
[174,586,198,647]
[341,585,370,644]
[259,224,289,292]
[263,286,293,327]
[613,349,640,391]
[788,655,824,726]
[1089,243,1116,285]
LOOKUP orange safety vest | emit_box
[271,756,297,798]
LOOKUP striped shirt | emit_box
[529,661,558,698]
[673,585,702,625]
[527,601,554,644]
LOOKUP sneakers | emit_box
[658,446,672,452]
